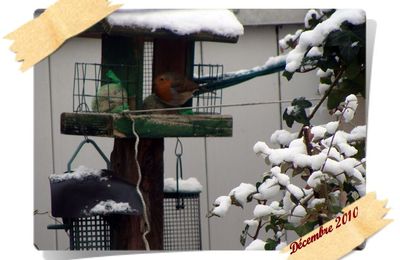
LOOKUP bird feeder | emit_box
[39,8,245,250]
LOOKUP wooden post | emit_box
[102,35,164,250]
[103,36,193,250]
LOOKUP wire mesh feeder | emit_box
[163,138,202,251]
[163,192,202,251]
[193,64,224,115]
[67,215,112,250]
[73,63,137,113]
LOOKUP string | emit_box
[123,98,321,114]
[131,121,151,250]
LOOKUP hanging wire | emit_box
[174,138,185,210]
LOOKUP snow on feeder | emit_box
[48,138,143,250]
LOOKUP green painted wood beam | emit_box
[61,112,233,138]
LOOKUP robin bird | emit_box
[153,72,200,107]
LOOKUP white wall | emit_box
[34,23,366,250]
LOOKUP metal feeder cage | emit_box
[73,42,224,115]
[163,192,202,251]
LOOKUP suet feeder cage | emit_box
[163,191,202,251]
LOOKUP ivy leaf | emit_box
[292,97,313,108]
[283,97,312,128]
[330,205,343,214]
[285,221,318,237]
[317,54,341,71]
[292,167,305,177]
[283,109,295,128]
[283,70,294,81]
[320,76,332,85]
[293,109,309,125]
[265,224,274,233]
[264,238,278,250]
[352,141,366,160]
[344,60,361,79]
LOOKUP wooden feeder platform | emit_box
[61,112,233,138]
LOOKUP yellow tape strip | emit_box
[4,0,121,71]
[281,192,392,259]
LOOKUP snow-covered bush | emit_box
[208,9,366,250]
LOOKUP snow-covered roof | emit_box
[105,9,243,42]
[33,8,243,42]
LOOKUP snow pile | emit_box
[307,171,328,188]
[343,94,358,122]
[348,125,366,141]
[304,9,322,28]
[275,241,288,250]
[107,9,244,38]
[284,9,365,72]
[229,183,257,207]
[279,29,302,49]
[311,125,327,140]
[271,129,297,146]
[283,191,295,212]
[325,121,339,134]
[253,177,280,200]
[318,83,330,95]
[306,46,323,58]
[164,177,203,193]
[245,239,266,250]
[316,68,333,78]
[89,200,134,215]
[211,196,232,217]
[253,204,273,218]
[49,165,105,183]
[288,205,307,224]
[308,198,326,208]
[244,219,259,227]
[253,202,285,219]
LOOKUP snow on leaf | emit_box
[229,183,257,207]
[211,196,232,217]
[286,184,305,200]
[288,205,307,224]
[307,170,327,188]
[257,177,280,200]
[308,198,326,208]
[244,219,259,227]
[325,121,339,134]
[253,204,273,218]
[245,239,266,250]
[311,125,327,140]
[270,129,297,146]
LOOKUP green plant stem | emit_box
[298,69,345,138]
[252,201,267,239]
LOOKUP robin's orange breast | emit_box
[154,80,173,103]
